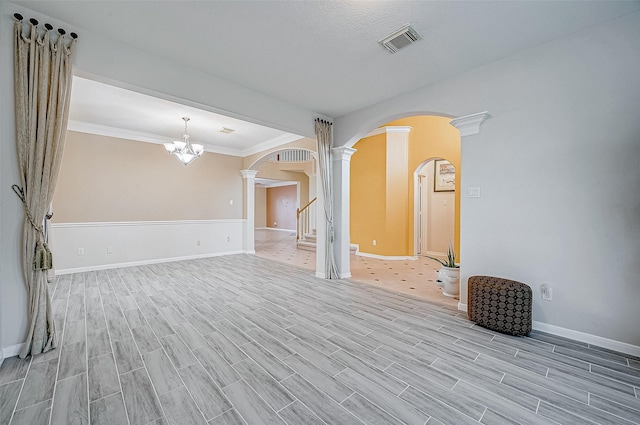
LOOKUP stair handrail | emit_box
[296,197,317,241]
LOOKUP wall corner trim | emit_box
[449,111,490,137]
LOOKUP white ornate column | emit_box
[449,111,490,312]
[240,170,259,254]
[332,146,357,278]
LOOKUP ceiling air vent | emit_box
[379,24,422,53]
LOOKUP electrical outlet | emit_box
[541,284,553,301]
[372,240,377,246]
[196,240,201,246]
[226,236,230,242]
[78,248,84,256]
[107,247,113,254]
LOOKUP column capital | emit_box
[450,111,491,137]
[240,169,259,179]
[331,147,357,161]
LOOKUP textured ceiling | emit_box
[12,1,640,153]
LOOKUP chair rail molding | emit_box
[450,111,491,137]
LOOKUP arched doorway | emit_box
[245,146,318,271]
[414,158,456,257]
[346,116,460,305]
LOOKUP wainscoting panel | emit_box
[51,220,245,273]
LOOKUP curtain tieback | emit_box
[12,184,52,270]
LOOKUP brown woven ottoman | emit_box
[468,276,532,336]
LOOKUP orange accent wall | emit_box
[350,116,461,257]
[266,185,297,230]
[350,134,387,253]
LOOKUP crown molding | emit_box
[67,120,303,158]
[255,179,298,188]
[239,133,306,157]
[449,111,490,137]
[332,146,357,161]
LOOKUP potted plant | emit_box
[425,242,460,298]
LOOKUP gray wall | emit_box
[336,11,640,347]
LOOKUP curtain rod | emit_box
[13,12,78,39]
[315,118,333,126]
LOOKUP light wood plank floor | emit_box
[1,254,639,425]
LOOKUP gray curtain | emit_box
[315,119,339,279]
[14,19,76,358]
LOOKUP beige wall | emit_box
[53,131,243,222]
[266,185,297,230]
[257,161,309,206]
[255,186,267,228]
[421,161,455,254]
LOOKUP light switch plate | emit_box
[467,187,481,198]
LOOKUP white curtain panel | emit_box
[315,119,339,279]
[14,19,76,357]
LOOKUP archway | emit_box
[414,158,456,258]
[346,115,461,305]
[243,147,318,271]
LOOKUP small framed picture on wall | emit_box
[434,159,455,192]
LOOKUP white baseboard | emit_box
[459,304,638,356]
[532,321,640,357]
[1,343,25,359]
[339,272,352,279]
[315,271,326,279]
[356,252,417,261]
[55,250,245,275]
[426,250,447,257]
[260,227,296,233]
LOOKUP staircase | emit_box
[296,228,358,254]
[295,197,357,254]
[296,228,318,252]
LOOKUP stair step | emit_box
[296,241,316,252]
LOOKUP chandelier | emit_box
[163,117,204,165]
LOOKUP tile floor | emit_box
[254,229,458,309]
[1,254,639,425]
